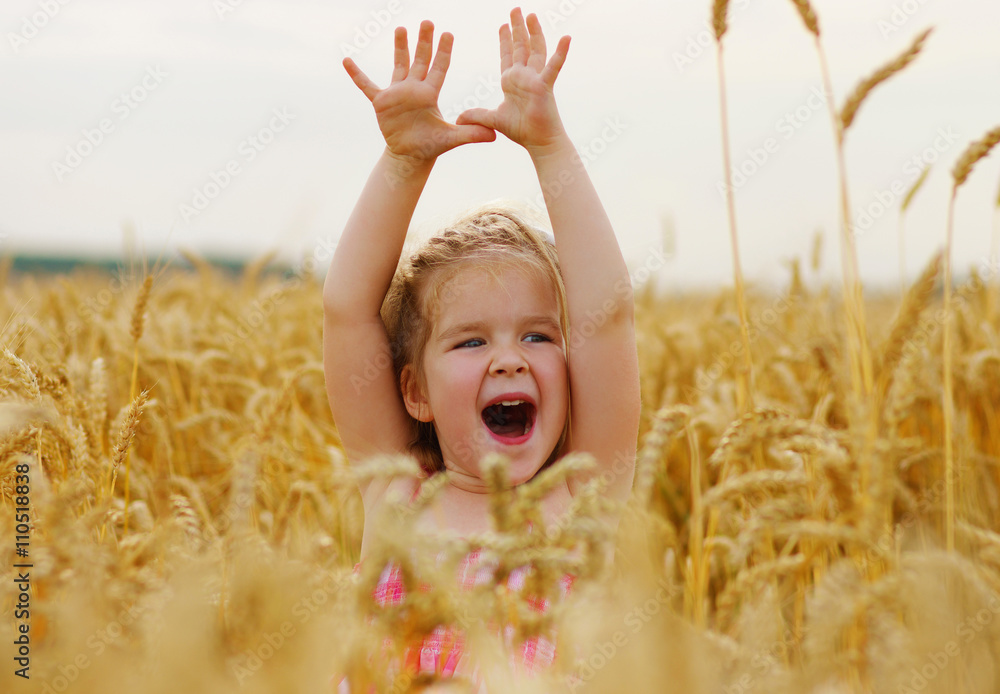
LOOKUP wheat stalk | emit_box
[711,0,755,413]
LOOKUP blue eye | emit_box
[525,334,552,343]
[457,338,484,348]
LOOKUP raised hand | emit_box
[343,20,496,164]
[456,8,571,156]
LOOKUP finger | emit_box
[456,108,499,132]
[391,26,409,82]
[510,7,528,65]
[426,31,453,92]
[410,20,434,80]
[541,35,570,87]
[499,23,513,73]
[526,12,547,72]
[343,58,380,102]
[450,123,498,148]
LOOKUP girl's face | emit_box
[403,263,568,489]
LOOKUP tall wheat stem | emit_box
[815,40,874,404]
[124,274,152,533]
[713,5,754,414]
[812,40,882,550]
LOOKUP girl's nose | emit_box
[489,345,529,376]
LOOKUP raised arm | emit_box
[457,8,641,506]
[324,21,494,501]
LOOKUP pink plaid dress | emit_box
[336,483,576,692]
[361,547,575,683]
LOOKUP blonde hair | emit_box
[380,204,572,474]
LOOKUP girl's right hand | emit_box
[343,20,496,165]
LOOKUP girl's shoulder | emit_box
[360,470,423,512]
[358,472,424,559]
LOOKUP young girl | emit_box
[325,6,640,686]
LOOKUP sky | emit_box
[1,0,999,290]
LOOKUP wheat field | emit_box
[1,241,999,693]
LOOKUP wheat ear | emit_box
[712,0,730,40]
[788,0,819,36]
[108,388,149,501]
[840,29,932,132]
[952,126,1000,188]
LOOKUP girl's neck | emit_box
[415,482,494,537]
[414,474,574,540]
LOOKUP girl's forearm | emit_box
[530,135,634,327]
[323,150,435,319]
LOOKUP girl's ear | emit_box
[400,364,433,423]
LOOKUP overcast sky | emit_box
[1,0,998,289]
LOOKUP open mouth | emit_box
[481,400,536,440]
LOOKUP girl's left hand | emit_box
[456,8,571,156]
